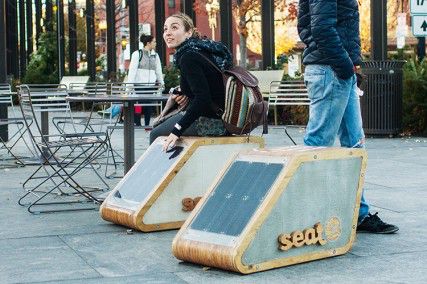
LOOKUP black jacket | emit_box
[171,51,225,137]
[297,0,362,79]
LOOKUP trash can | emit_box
[360,60,405,136]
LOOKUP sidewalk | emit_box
[0,125,426,283]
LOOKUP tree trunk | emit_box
[239,15,247,68]
[239,34,247,68]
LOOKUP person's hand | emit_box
[163,133,179,152]
[355,67,366,89]
[172,94,189,108]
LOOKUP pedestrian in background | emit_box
[127,34,164,127]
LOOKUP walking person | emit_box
[297,0,398,233]
[127,34,164,127]
[150,13,232,150]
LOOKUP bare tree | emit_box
[95,0,154,34]
[194,0,297,67]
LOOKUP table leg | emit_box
[41,111,50,158]
[21,111,52,165]
[123,101,135,174]
[0,104,8,141]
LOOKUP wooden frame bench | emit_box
[268,80,310,125]
[249,70,284,95]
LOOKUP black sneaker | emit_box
[357,212,399,234]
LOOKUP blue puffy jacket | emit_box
[297,0,362,79]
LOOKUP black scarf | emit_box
[173,37,232,71]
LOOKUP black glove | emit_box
[356,71,367,90]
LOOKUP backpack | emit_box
[200,54,269,135]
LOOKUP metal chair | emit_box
[17,85,110,213]
[101,82,164,178]
[44,83,118,182]
[0,83,35,167]
[64,82,124,178]
[23,83,111,178]
[53,82,109,133]
[110,82,164,125]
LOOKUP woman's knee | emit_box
[149,124,170,144]
[149,128,161,144]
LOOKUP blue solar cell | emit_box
[116,145,184,202]
[190,161,283,236]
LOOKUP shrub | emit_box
[163,65,180,93]
[22,31,59,84]
[402,59,427,136]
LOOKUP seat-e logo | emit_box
[278,222,327,251]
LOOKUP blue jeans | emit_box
[303,65,369,223]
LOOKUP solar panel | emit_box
[115,144,184,203]
[190,161,283,236]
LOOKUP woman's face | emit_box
[147,38,156,50]
[163,17,192,49]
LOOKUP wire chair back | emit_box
[18,85,70,142]
[110,82,162,96]
[22,84,69,113]
[109,82,163,124]
[0,83,13,105]
[69,82,108,96]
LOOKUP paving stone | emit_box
[0,236,99,284]
[59,230,188,277]
[175,251,427,283]
[0,192,123,240]
[367,145,427,166]
[365,158,427,188]
[41,271,187,284]
[351,211,427,257]
[363,184,427,213]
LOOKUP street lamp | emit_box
[98,20,107,30]
[205,0,220,40]
[120,36,128,72]
[121,36,128,50]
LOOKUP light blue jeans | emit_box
[303,65,369,223]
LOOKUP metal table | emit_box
[66,94,168,173]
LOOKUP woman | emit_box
[151,13,232,151]
[127,34,164,127]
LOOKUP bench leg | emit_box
[274,106,278,126]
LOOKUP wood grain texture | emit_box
[172,146,367,274]
[99,205,137,230]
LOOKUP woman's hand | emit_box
[172,94,189,108]
[163,133,179,152]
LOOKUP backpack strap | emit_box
[138,49,143,62]
[198,53,223,74]
[197,53,225,117]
